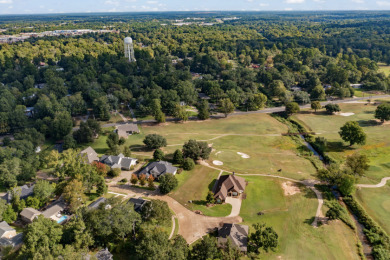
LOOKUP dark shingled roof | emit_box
[2,185,34,203]
[214,174,246,201]
[138,161,177,178]
[218,223,249,252]
[128,197,148,213]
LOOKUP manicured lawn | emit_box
[355,185,390,235]
[101,113,318,180]
[170,165,232,217]
[241,176,360,260]
[293,101,390,183]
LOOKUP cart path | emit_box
[107,184,241,244]
[357,177,390,188]
[199,161,324,227]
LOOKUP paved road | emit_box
[357,177,390,188]
[101,95,390,128]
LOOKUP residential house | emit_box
[95,248,113,260]
[24,107,35,117]
[116,123,140,139]
[0,221,17,239]
[138,161,178,179]
[80,147,99,164]
[218,223,249,253]
[198,93,210,100]
[0,233,23,249]
[128,197,148,213]
[350,83,363,89]
[214,174,246,203]
[20,208,41,223]
[100,154,137,170]
[2,185,35,204]
[42,201,66,223]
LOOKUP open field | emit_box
[293,100,390,184]
[170,165,232,217]
[378,63,390,76]
[241,176,360,260]
[355,185,390,235]
[103,113,318,180]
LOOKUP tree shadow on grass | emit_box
[129,144,150,152]
[95,148,108,154]
[193,200,207,206]
[304,216,315,226]
[325,141,355,153]
[208,179,216,191]
[357,119,380,127]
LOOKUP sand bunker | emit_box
[213,160,223,166]
[237,152,250,159]
[282,181,301,196]
[215,151,222,155]
[337,112,355,117]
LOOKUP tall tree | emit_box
[219,98,235,117]
[339,121,366,146]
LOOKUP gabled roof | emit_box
[218,223,249,252]
[20,208,41,220]
[95,248,113,260]
[0,233,23,247]
[80,147,99,164]
[116,123,139,133]
[0,221,15,238]
[128,197,148,213]
[3,185,35,203]
[42,201,66,218]
[138,161,177,178]
[100,155,137,169]
[214,175,246,201]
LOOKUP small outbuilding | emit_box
[0,221,17,239]
[128,197,148,213]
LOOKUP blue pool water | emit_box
[57,215,68,223]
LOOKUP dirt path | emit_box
[357,177,390,188]
[107,184,241,244]
[169,216,176,239]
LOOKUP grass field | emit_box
[293,101,390,184]
[241,176,360,260]
[104,113,318,180]
[378,63,390,76]
[355,185,390,235]
[170,165,232,217]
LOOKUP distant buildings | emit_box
[2,185,34,204]
[115,123,140,139]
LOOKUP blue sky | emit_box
[0,0,389,14]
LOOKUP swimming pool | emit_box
[57,215,68,223]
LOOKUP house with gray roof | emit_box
[218,223,249,252]
[80,147,99,164]
[0,221,16,239]
[2,185,35,204]
[42,201,66,222]
[100,154,137,170]
[0,233,23,248]
[95,248,113,260]
[138,161,177,179]
[20,208,41,223]
[128,197,148,213]
[116,123,140,139]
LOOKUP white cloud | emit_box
[259,3,270,6]
[285,0,305,3]
[285,7,293,10]
[146,0,158,4]
[105,0,120,6]
[0,0,12,4]
[377,0,390,5]
[351,0,364,3]
[313,0,325,2]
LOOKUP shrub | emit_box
[143,134,167,149]
[153,149,165,161]
[130,174,138,185]
[147,176,155,189]
[159,173,178,194]
[182,158,195,171]
[325,103,341,114]
[108,168,121,178]
[173,149,184,165]
[139,174,147,186]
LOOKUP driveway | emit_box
[107,184,241,244]
[225,197,242,217]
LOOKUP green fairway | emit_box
[101,113,318,180]
[355,185,390,235]
[241,176,360,260]
[293,101,390,184]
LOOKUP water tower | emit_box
[124,37,136,63]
